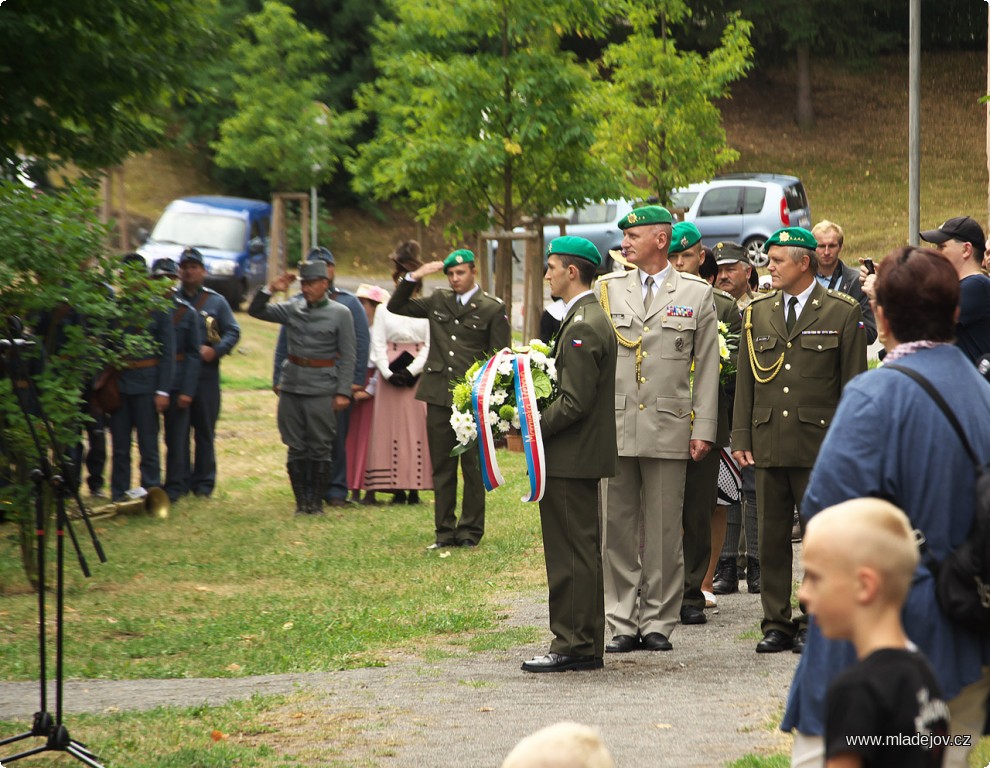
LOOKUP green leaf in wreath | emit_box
[532,369,552,399]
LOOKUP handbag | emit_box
[886,364,990,632]
[90,367,122,415]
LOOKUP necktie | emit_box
[644,276,655,313]
[785,296,798,332]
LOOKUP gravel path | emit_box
[0,587,797,767]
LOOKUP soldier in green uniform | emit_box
[249,260,357,516]
[521,236,617,673]
[731,227,867,654]
[388,249,511,549]
[668,223,742,624]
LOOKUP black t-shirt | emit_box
[956,273,990,363]
[825,648,949,768]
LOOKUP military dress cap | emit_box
[179,247,204,266]
[764,227,817,251]
[443,249,475,272]
[920,216,986,252]
[669,222,703,254]
[618,205,673,230]
[307,246,335,266]
[547,235,602,267]
[150,258,179,278]
[713,241,750,266]
[299,260,329,281]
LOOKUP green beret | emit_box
[669,222,702,254]
[764,227,817,251]
[618,205,673,230]
[546,236,602,267]
[443,249,475,272]
[712,241,749,266]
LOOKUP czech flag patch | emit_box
[571,339,583,347]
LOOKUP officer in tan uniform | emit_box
[668,223,742,624]
[388,249,511,549]
[731,227,867,653]
[597,206,720,653]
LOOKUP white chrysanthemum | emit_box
[487,410,499,425]
[717,321,729,335]
[497,359,513,376]
[718,334,730,360]
[497,419,510,433]
[529,339,550,355]
[491,388,507,405]
[529,350,547,367]
[544,359,557,381]
[511,411,521,429]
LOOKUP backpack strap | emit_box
[885,364,981,468]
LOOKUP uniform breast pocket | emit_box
[752,335,780,366]
[660,316,696,360]
[432,309,451,324]
[611,314,633,356]
[799,334,839,378]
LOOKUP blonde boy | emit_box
[799,499,950,768]
[501,722,614,768]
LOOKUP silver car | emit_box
[670,173,812,267]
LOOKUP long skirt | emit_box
[345,367,376,491]
[364,342,433,491]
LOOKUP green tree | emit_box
[0,183,167,587]
[212,1,356,191]
[598,0,753,205]
[0,0,215,170]
[350,0,626,305]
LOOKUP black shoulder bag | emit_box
[886,363,990,632]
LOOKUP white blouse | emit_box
[369,305,431,379]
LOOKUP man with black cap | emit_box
[251,261,356,515]
[151,258,202,502]
[178,248,240,498]
[389,249,511,549]
[731,227,867,654]
[668,223,741,624]
[920,215,990,364]
[109,256,176,502]
[273,247,370,507]
[596,205,719,654]
[521,236,617,673]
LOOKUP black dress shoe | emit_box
[641,632,673,651]
[457,540,477,548]
[520,653,603,673]
[792,627,808,654]
[605,634,641,653]
[755,629,794,653]
[679,605,707,625]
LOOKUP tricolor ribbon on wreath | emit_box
[469,348,547,502]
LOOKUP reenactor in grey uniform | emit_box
[388,249,511,549]
[668,223,742,625]
[110,255,175,501]
[249,261,356,515]
[150,258,202,503]
[178,248,240,498]
[731,227,867,654]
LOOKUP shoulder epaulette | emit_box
[679,272,709,285]
[596,270,627,282]
[750,290,778,303]
[713,287,734,301]
[825,289,858,306]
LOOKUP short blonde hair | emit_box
[501,722,615,768]
[812,219,845,246]
[805,498,919,605]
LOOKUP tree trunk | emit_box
[795,48,814,129]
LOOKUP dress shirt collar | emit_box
[457,285,480,305]
[782,280,816,321]
[562,289,594,318]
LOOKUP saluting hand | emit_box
[269,272,296,293]
[409,261,444,281]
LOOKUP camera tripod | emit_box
[0,321,108,767]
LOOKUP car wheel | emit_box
[745,237,768,268]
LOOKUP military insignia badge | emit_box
[667,305,694,318]
[456,255,464,264]
[779,231,791,242]
[674,337,684,351]
[627,212,639,224]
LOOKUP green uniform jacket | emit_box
[713,288,742,446]
[388,278,511,408]
[540,293,618,479]
[731,282,867,467]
